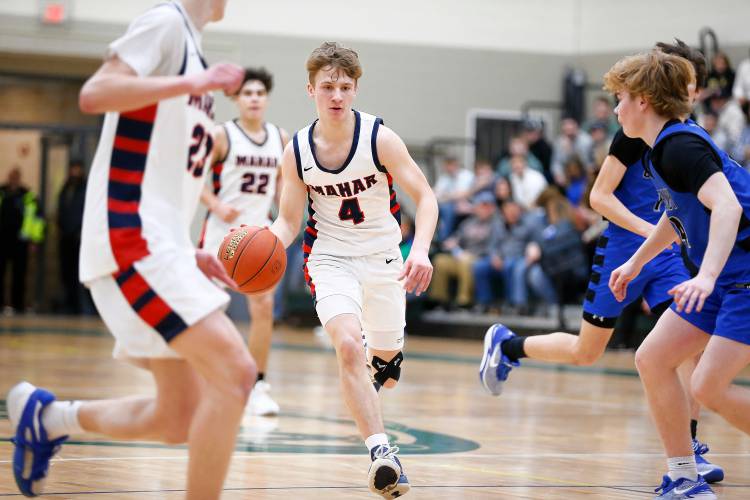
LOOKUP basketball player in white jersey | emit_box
[269,42,438,498]
[5,2,256,498]
[200,67,289,416]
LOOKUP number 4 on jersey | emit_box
[339,197,365,224]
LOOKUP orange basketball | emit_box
[217,226,287,295]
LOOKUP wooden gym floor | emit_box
[1,315,749,499]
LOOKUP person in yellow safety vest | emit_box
[0,167,45,314]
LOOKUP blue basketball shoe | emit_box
[368,444,410,498]
[479,324,519,396]
[653,475,715,499]
[693,439,724,483]
[7,382,68,497]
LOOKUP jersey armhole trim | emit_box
[274,123,284,149]
[218,123,231,164]
[372,117,387,173]
[293,133,303,180]
[177,40,187,75]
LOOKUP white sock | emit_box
[365,433,389,453]
[41,401,84,440]
[667,455,698,481]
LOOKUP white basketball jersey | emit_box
[201,120,283,254]
[80,2,215,282]
[296,110,402,258]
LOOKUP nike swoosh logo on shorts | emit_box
[386,258,397,264]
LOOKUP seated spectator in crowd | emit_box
[587,121,612,172]
[470,159,496,196]
[732,50,750,107]
[584,96,619,137]
[472,198,544,314]
[493,175,512,205]
[562,155,588,207]
[704,51,735,112]
[521,118,553,183]
[509,154,548,210]
[551,117,593,186]
[434,156,474,240]
[732,104,750,169]
[526,190,588,313]
[454,159,497,220]
[496,135,544,179]
[429,192,503,310]
[699,110,730,149]
[707,93,745,152]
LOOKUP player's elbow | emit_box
[588,189,603,213]
[78,84,102,114]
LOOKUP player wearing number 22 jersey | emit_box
[199,68,289,417]
[201,116,284,253]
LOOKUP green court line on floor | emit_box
[3,324,750,387]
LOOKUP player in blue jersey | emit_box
[605,49,750,499]
[479,41,722,485]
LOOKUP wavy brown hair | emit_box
[603,50,695,118]
[306,42,363,84]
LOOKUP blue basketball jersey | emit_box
[647,120,750,271]
[605,153,662,239]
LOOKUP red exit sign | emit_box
[40,0,71,25]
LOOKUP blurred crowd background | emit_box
[1,0,749,349]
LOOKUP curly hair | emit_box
[306,42,362,84]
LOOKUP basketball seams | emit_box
[238,231,279,289]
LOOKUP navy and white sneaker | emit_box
[7,381,68,497]
[694,439,724,483]
[479,324,519,396]
[368,445,410,498]
[653,475,716,499]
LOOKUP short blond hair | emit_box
[306,42,363,85]
[603,50,695,118]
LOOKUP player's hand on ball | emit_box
[196,249,237,289]
[669,273,715,314]
[399,248,433,296]
[609,259,641,302]
[191,63,244,95]
[214,202,240,223]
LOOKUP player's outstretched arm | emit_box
[589,155,655,238]
[669,172,743,313]
[609,212,677,301]
[377,126,437,296]
[79,57,243,114]
[269,144,306,248]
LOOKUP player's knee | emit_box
[223,352,257,403]
[634,344,655,375]
[690,371,720,410]
[336,335,365,369]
